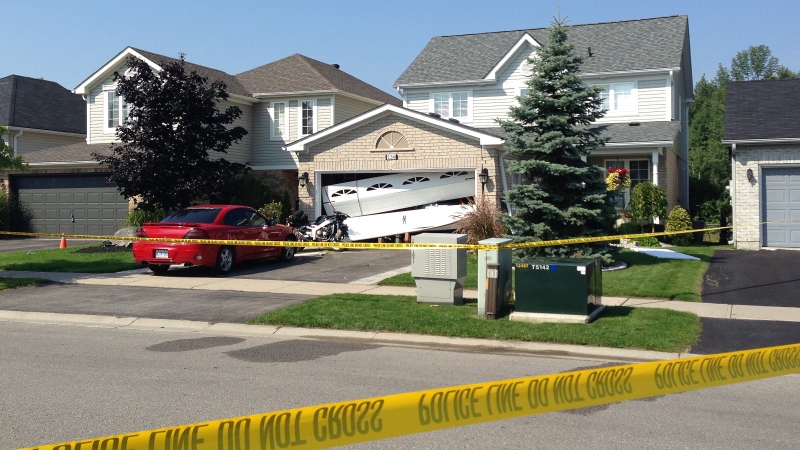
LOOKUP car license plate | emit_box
[155,250,169,259]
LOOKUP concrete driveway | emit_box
[702,249,800,307]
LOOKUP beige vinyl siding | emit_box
[14,132,85,154]
[636,78,668,121]
[88,71,121,144]
[334,95,381,124]
[216,99,252,165]
[251,100,297,168]
[317,98,332,130]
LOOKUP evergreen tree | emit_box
[499,18,616,262]
[94,55,248,213]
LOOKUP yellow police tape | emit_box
[20,343,799,450]
[0,217,795,251]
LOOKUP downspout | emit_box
[83,94,90,144]
[498,149,511,216]
[730,143,736,247]
[12,129,23,156]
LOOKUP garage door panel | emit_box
[13,174,127,236]
[763,167,800,247]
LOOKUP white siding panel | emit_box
[637,79,667,121]
[471,88,514,128]
[253,99,297,168]
[405,91,429,113]
[317,98,332,130]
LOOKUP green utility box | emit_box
[514,259,602,315]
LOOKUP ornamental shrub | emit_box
[629,182,667,233]
[636,236,661,248]
[666,206,694,246]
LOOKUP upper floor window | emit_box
[596,82,635,114]
[271,102,287,141]
[104,90,128,133]
[301,100,316,136]
[431,91,470,121]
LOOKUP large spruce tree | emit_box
[499,18,616,262]
[94,55,248,213]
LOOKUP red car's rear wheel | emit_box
[215,246,235,274]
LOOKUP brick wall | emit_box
[732,145,800,250]
[297,115,501,216]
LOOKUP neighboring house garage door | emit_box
[13,174,129,236]
[762,167,800,248]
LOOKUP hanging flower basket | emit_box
[606,168,631,191]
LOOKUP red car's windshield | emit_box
[160,208,222,224]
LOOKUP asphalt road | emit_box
[4,321,799,450]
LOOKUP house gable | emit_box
[0,75,85,134]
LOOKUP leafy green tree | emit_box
[94,55,248,213]
[499,18,616,262]
[729,45,782,81]
[629,182,667,233]
[0,125,27,171]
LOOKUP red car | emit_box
[133,205,299,274]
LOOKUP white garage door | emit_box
[762,167,800,248]
[14,174,129,236]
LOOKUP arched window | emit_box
[366,183,393,191]
[330,188,357,198]
[440,171,468,178]
[402,176,430,185]
[376,131,409,150]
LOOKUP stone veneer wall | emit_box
[732,145,800,250]
[297,115,502,217]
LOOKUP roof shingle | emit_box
[0,75,85,134]
[236,54,401,105]
[724,79,800,141]
[395,15,689,86]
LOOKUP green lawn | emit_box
[250,294,701,352]
[0,277,49,290]
[380,245,726,301]
[0,245,139,273]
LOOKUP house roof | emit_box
[394,15,690,87]
[19,142,110,164]
[723,79,800,142]
[236,54,401,105]
[74,47,251,98]
[285,104,503,152]
[0,75,85,134]
[479,120,680,146]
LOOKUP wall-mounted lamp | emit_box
[479,168,489,186]
[298,171,309,188]
[746,168,755,184]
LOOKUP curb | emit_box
[0,309,687,363]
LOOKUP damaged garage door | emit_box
[13,174,129,236]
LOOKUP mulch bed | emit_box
[73,242,132,254]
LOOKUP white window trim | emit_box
[595,81,638,116]
[428,90,472,123]
[270,101,288,141]
[102,87,127,134]
[299,99,317,137]
[515,86,530,104]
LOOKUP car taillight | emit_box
[136,228,148,238]
[183,228,210,240]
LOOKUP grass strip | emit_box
[0,277,49,290]
[250,294,700,353]
[379,245,726,302]
[0,245,139,273]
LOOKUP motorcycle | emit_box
[288,210,350,243]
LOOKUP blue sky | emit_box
[3,0,798,97]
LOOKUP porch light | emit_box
[746,168,755,184]
[479,168,489,186]
[299,172,309,187]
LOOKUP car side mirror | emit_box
[267,219,277,227]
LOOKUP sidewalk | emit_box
[4,268,800,323]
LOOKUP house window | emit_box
[104,91,128,133]
[271,102,287,140]
[301,100,316,136]
[376,131,409,149]
[606,159,650,209]
[596,83,635,114]
[431,91,470,120]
